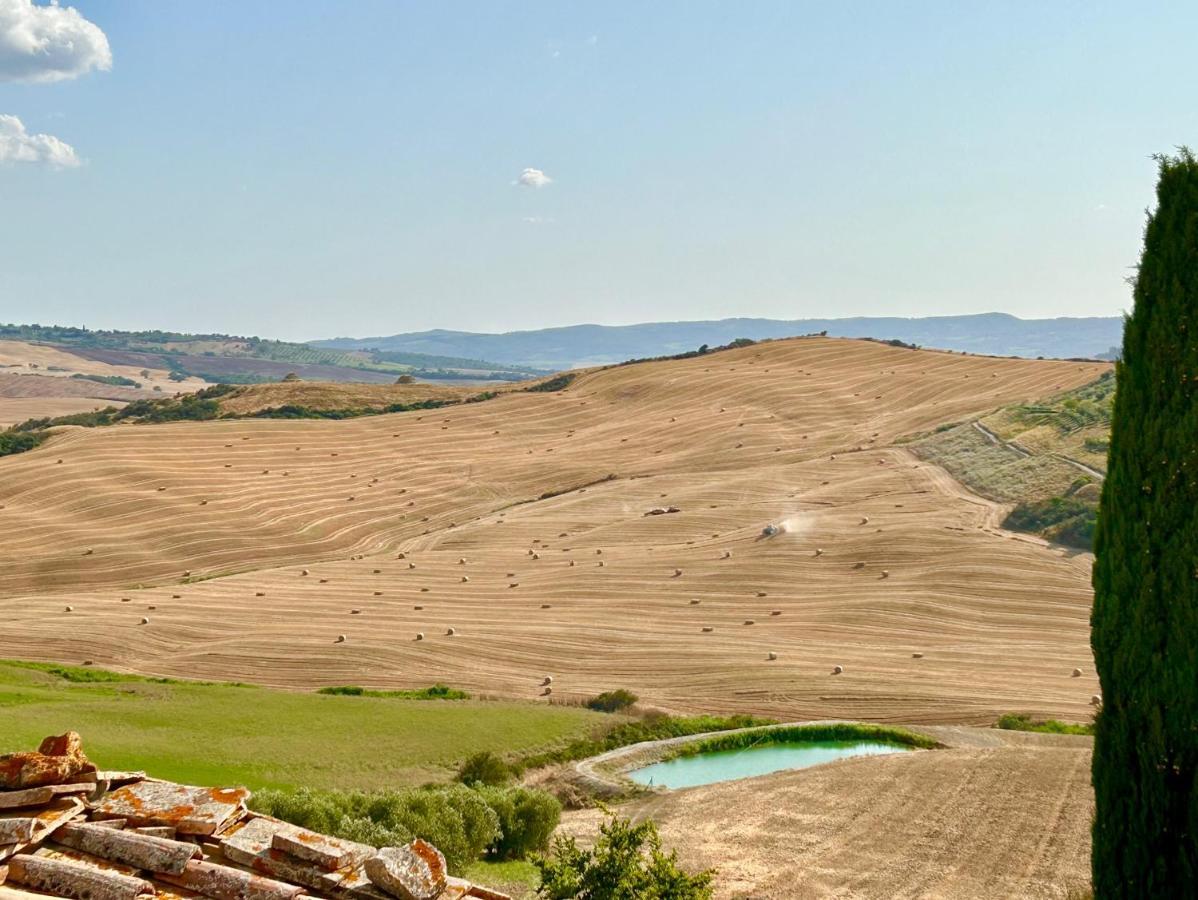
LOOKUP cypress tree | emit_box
[1091,149,1198,896]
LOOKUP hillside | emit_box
[0,337,1108,725]
[0,323,547,384]
[314,312,1123,369]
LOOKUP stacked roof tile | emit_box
[0,734,509,900]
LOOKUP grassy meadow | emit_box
[0,660,609,790]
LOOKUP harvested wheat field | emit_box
[559,726,1094,899]
[0,337,1107,725]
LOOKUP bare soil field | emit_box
[0,340,201,424]
[0,338,1107,726]
[559,726,1094,899]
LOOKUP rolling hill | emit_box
[0,336,1107,726]
[314,312,1123,370]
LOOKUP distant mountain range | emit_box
[313,313,1123,371]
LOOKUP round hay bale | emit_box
[832,664,844,675]
[815,548,824,557]
[541,603,552,609]
[1072,667,1083,677]
[397,552,406,560]
[351,609,361,615]
[1091,694,1102,706]
[912,652,924,659]
[319,578,329,584]
[408,562,417,569]
[532,553,541,560]
[459,557,467,565]
[701,626,714,633]
[301,569,310,576]
[446,627,456,636]
[598,560,605,567]
[755,591,767,597]
[743,619,755,625]
[414,605,423,610]
[770,610,781,616]
[83,548,94,556]
[860,516,870,525]
[673,568,683,577]
[335,634,346,643]
[415,632,424,641]
[255,592,266,597]
[64,605,73,612]
[689,599,701,605]
[543,676,554,685]
[881,570,890,578]
[147,605,156,610]
[722,550,732,559]
[373,591,383,596]
[461,575,469,583]
[767,652,777,661]
[139,617,150,625]
[121,598,131,603]
[543,687,552,696]
[373,568,382,574]
[568,560,575,567]
[171,594,181,599]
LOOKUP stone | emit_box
[365,841,448,900]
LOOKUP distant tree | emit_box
[1091,149,1198,896]
[456,751,511,787]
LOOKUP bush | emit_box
[586,689,638,713]
[251,783,561,871]
[476,785,561,860]
[0,430,46,458]
[250,784,499,873]
[534,814,713,899]
[457,751,513,787]
[996,713,1094,736]
[317,684,470,700]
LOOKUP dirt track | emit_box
[0,337,1108,724]
[560,727,1094,899]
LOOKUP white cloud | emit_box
[0,0,111,83]
[0,113,79,166]
[585,35,599,46]
[521,216,554,225]
[516,167,552,188]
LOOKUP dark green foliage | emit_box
[250,785,498,872]
[1091,150,1198,895]
[250,783,560,871]
[70,373,140,387]
[534,814,713,899]
[317,684,470,700]
[1004,496,1097,549]
[457,751,513,786]
[525,373,576,392]
[516,714,774,771]
[586,690,639,713]
[671,723,938,759]
[475,785,561,859]
[996,713,1094,736]
[0,430,46,457]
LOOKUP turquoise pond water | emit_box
[627,740,910,789]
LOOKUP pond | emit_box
[627,739,910,790]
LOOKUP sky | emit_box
[0,1,1195,342]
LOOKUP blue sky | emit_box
[1,1,1195,340]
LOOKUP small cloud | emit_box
[551,49,560,59]
[0,0,112,83]
[515,167,552,188]
[585,35,599,46]
[522,216,555,225]
[0,113,80,167]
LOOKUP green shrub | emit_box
[316,684,470,700]
[250,785,499,873]
[0,430,47,458]
[476,785,561,860]
[586,690,639,713]
[70,373,139,387]
[996,713,1094,736]
[457,751,513,787]
[525,373,576,393]
[516,714,774,771]
[534,814,712,899]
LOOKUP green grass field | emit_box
[0,661,609,791]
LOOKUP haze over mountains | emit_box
[314,313,1123,371]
